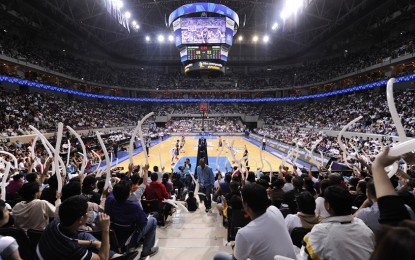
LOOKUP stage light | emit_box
[263,35,269,43]
[158,35,165,42]
[145,36,150,42]
[272,23,279,30]
[168,35,174,42]
[238,35,243,41]
[125,11,131,19]
[280,0,303,21]
[114,0,123,9]
[252,35,258,42]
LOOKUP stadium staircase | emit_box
[151,204,232,260]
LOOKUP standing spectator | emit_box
[262,137,266,150]
[196,158,215,213]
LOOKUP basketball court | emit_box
[113,135,293,173]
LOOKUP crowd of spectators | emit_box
[261,89,415,136]
[0,90,153,136]
[1,18,414,93]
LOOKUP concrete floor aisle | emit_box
[150,203,232,260]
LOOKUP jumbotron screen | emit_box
[180,17,226,44]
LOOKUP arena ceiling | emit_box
[1,0,415,64]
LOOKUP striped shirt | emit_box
[37,219,92,260]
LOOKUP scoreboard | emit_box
[187,46,221,60]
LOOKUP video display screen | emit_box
[180,17,226,44]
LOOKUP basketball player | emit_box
[175,140,180,160]
[180,136,185,154]
[243,145,249,166]
[217,136,223,151]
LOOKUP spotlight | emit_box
[114,0,123,8]
[134,24,140,30]
[263,35,269,43]
[238,35,243,41]
[145,36,150,42]
[272,23,279,30]
[252,35,258,42]
[168,35,174,42]
[132,20,137,26]
[125,11,131,19]
[158,35,165,42]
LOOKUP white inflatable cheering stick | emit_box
[138,112,154,165]
[0,151,18,170]
[337,116,363,168]
[54,123,64,193]
[1,161,11,201]
[383,78,415,176]
[129,121,141,166]
[29,125,65,193]
[66,126,87,175]
[96,132,111,193]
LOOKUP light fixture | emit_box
[115,0,123,8]
[125,11,131,19]
[168,35,174,42]
[145,36,150,42]
[280,0,303,21]
[252,35,258,42]
[238,35,243,41]
[158,35,165,42]
[134,24,140,30]
[263,35,269,43]
[132,20,137,26]
[272,23,279,30]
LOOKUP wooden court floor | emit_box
[114,136,292,173]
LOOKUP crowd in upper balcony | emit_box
[0,17,414,92]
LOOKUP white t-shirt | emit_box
[315,197,330,218]
[12,199,55,231]
[234,206,296,260]
[285,214,302,234]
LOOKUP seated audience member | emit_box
[185,191,198,212]
[5,174,24,195]
[269,179,285,208]
[354,179,380,233]
[285,191,321,234]
[12,182,57,231]
[144,172,170,203]
[314,179,335,218]
[82,175,101,204]
[301,185,375,260]
[37,195,127,259]
[128,173,147,208]
[0,199,21,259]
[217,181,243,217]
[162,173,173,196]
[57,181,100,231]
[105,180,158,258]
[40,174,59,205]
[214,184,296,260]
[282,174,294,192]
[353,181,367,208]
[283,176,305,213]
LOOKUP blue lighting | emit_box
[0,75,414,103]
